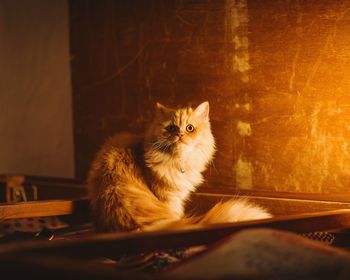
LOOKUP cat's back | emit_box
[104,132,143,150]
[88,132,144,193]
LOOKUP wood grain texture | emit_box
[70,0,350,196]
[1,190,349,222]
[0,199,88,219]
[248,0,350,193]
[188,192,350,216]
[69,0,237,188]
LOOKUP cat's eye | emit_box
[166,124,178,133]
[186,124,195,133]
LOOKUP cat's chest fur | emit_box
[150,144,208,194]
[147,145,206,217]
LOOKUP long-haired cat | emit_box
[88,101,271,232]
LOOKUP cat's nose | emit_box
[178,133,185,138]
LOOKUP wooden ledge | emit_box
[0,199,89,219]
[1,209,350,258]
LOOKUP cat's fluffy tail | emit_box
[199,198,272,223]
[144,198,271,231]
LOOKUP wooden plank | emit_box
[0,199,88,219]
[1,209,350,258]
[199,187,350,203]
[1,192,349,220]
[189,192,350,216]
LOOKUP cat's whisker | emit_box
[149,138,174,153]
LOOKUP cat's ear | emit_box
[156,102,174,117]
[194,101,210,121]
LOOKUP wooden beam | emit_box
[1,192,349,220]
[1,209,350,258]
[189,192,350,216]
[0,199,88,219]
[199,187,350,203]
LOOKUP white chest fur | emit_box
[152,144,208,192]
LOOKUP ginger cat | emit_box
[88,101,271,232]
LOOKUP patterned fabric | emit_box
[112,246,206,273]
[302,231,335,245]
[0,217,68,236]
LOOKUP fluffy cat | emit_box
[88,101,271,232]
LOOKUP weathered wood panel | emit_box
[248,0,350,193]
[0,199,88,220]
[70,0,350,195]
[69,0,237,190]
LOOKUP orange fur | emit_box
[88,102,271,232]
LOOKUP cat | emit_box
[87,101,271,232]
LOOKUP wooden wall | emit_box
[70,0,350,195]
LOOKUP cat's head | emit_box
[145,101,214,154]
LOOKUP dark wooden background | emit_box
[69,0,350,195]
